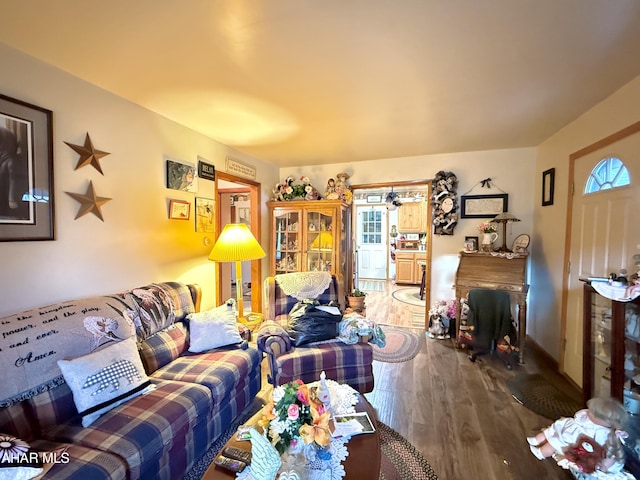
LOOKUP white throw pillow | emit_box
[57,337,153,427]
[187,306,242,353]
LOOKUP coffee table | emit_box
[202,393,381,479]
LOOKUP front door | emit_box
[356,205,387,280]
[563,130,640,385]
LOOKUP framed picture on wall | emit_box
[542,168,555,206]
[166,158,198,193]
[0,94,54,241]
[195,197,215,232]
[169,199,190,220]
[460,194,508,218]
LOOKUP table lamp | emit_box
[491,212,521,252]
[208,223,266,324]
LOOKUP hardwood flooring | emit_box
[257,279,579,479]
[361,280,577,479]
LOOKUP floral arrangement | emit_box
[273,176,319,201]
[478,221,497,233]
[427,299,459,339]
[259,379,331,456]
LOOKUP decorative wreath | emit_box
[430,170,458,236]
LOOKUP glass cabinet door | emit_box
[624,302,640,408]
[305,210,334,272]
[274,210,300,274]
[590,291,613,398]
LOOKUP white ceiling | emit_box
[1,0,640,168]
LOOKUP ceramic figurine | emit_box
[245,428,281,480]
[318,371,331,411]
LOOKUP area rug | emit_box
[392,287,426,308]
[372,326,424,363]
[377,420,439,480]
[507,373,583,420]
[184,399,264,480]
[185,411,439,480]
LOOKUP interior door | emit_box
[563,132,640,385]
[356,205,387,280]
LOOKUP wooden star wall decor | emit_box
[64,133,110,174]
[65,181,112,221]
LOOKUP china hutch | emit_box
[582,281,640,473]
[582,281,640,403]
[267,200,351,301]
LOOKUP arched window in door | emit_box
[584,157,630,194]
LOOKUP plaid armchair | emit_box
[257,273,374,393]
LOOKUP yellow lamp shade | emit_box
[208,224,266,262]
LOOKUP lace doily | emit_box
[591,281,640,302]
[305,378,359,415]
[275,272,333,300]
[237,379,360,480]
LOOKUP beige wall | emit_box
[0,43,279,317]
[3,37,638,364]
[531,75,640,362]
[279,148,537,304]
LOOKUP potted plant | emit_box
[346,288,366,311]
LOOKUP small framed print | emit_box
[464,235,478,252]
[366,194,382,203]
[195,197,215,232]
[169,199,190,220]
[542,168,555,206]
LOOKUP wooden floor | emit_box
[362,280,578,479]
[258,280,580,479]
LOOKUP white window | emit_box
[584,157,630,194]
[360,210,382,244]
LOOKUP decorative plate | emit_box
[511,234,530,252]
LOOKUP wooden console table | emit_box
[454,251,529,364]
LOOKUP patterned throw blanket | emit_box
[0,282,193,407]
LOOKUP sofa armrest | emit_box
[256,322,293,357]
[256,321,294,386]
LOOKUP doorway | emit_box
[215,171,263,314]
[350,180,432,329]
[355,205,388,280]
[561,121,640,385]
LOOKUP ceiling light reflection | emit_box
[149,89,299,146]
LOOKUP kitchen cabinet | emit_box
[395,251,427,284]
[397,201,426,233]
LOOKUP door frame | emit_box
[215,171,263,314]
[350,179,432,328]
[560,120,640,373]
[355,204,389,280]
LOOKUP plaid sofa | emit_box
[0,282,261,480]
[258,274,374,393]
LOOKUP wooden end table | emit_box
[202,393,381,479]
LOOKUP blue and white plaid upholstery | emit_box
[259,274,374,393]
[1,281,261,480]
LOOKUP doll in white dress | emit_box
[527,396,628,461]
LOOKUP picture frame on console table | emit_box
[0,94,54,241]
[464,236,478,252]
[460,194,508,219]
